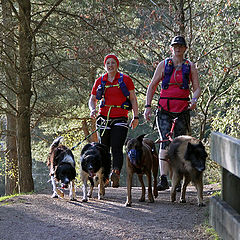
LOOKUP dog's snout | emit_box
[63,177,70,185]
[196,165,205,172]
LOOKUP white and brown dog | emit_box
[47,137,77,200]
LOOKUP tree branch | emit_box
[33,0,64,35]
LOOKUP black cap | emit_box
[171,36,187,47]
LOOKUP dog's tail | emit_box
[50,136,63,149]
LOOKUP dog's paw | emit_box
[56,189,64,198]
[170,193,176,202]
[125,202,132,207]
[98,195,104,200]
[82,198,88,202]
[179,199,186,203]
[198,202,206,207]
[154,191,158,199]
[70,198,77,201]
[102,188,105,196]
[148,198,154,203]
[51,193,58,198]
[139,197,145,202]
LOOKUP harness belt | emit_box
[96,115,129,136]
[159,97,190,112]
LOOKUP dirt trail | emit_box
[0,184,219,240]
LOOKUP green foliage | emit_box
[211,82,240,138]
[32,105,90,162]
[0,192,33,206]
[203,222,221,240]
[204,159,221,184]
[0,193,21,202]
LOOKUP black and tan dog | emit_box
[125,134,158,207]
[47,137,77,200]
[167,135,207,206]
[80,142,111,202]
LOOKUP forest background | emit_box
[0,0,239,196]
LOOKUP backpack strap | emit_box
[180,59,190,89]
[101,75,107,88]
[98,73,131,110]
[118,73,130,97]
[161,58,174,89]
[162,58,191,90]
[96,75,107,100]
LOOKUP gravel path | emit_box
[0,184,220,240]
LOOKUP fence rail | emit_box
[210,132,240,240]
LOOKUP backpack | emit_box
[96,73,132,110]
[161,58,191,90]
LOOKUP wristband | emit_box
[134,116,139,119]
[145,104,151,108]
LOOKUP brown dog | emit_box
[125,134,158,207]
[167,135,207,206]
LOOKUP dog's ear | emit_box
[198,141,207,153]
[184,142,193,161]
[51,136,63,149]
[197,141,208,158]
[137,134,145,143]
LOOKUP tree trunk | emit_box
[17,0,34,193]
[5,115,18,195]
[2,0,18,195]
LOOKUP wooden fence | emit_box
[210,132,240,240]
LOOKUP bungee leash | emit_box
[154,117,178,144]
[71,125,101,150]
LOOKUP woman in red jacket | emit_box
[144,36,201,191]
[89,54,139,187]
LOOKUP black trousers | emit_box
[96,116,128,172]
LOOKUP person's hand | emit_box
[188,98,197,110]
[129,118,139,129]
[144,107,151,121]
[90,109,97,118]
